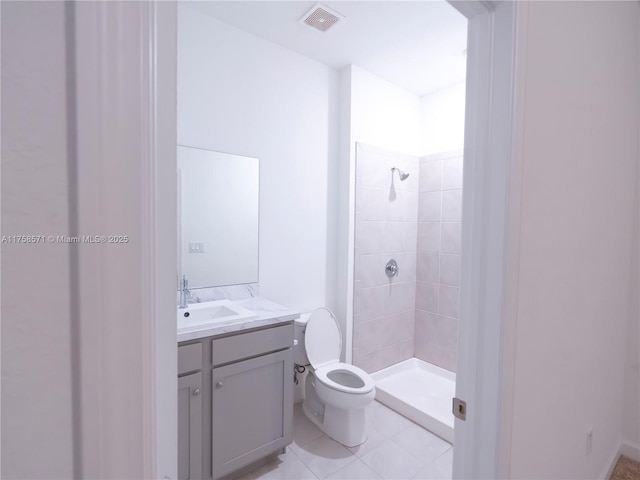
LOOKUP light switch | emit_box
[189,242,205,253]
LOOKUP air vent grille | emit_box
[300,4,343,33]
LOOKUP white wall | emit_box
[623,166,640,452]
[509,2,640,478]
[0,1,74,477]
[335,65,422,360]
[336,68,355,362]
[350,65,422,156]
[420,82,466,155]
[178,5,339,312]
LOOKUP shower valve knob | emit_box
[385,259,399,278]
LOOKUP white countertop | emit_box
[177,297,299,343]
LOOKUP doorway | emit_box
[69,1,519,478]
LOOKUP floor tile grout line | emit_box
[386,431,452,468]
[289,432,360,480]
[320,455,360,480]
[271,443,321,480]
[357,438,426,480]
[281,401,452,480]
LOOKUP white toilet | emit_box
[294,307,376,447]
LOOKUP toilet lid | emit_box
[305,307,342,369]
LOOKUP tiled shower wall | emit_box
[353,145,463,374]
[415,150,463,372]
[353,144,419,373]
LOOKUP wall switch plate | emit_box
[189,242,205,253]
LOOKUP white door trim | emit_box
[71,0,522,477]
[72,1,177,478]
[447,1,521,478]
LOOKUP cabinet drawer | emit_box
[211,323,293,366]
[178,343,202,375]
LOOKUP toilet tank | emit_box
[293,313,310,366]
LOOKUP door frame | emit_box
[71,1,177,478]
[448,1,521,478]
[70,0,521,478]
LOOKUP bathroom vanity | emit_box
[177,298,298,480]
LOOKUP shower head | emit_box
[391,167,410,181]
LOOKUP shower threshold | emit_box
[370,357,456,443]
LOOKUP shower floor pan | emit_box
[370,358,456,443]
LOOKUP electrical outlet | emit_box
[585,429,593,455]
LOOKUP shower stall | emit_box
[352,142,463,442]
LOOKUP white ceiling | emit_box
[183,1,468,97]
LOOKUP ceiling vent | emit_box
[299,3,344,33]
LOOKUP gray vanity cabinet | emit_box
[178,343,204,480]
[178,372,203,480]
[210,324,293,480]
[178,321,293,480]
[211,349,292,479]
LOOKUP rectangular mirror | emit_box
[178,145,259,289]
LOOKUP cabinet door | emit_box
[211,349,293,480]
[178,372,202,480]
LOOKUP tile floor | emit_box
[234,401,453,480]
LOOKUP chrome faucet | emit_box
[179,275,191,309]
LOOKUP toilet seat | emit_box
[301,307,376,447]
[314,363,375,395]
[305,308,374,395]
[304,307,342,369]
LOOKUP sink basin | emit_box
[177,299,259,332]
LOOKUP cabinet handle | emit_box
[215,381,223,389]
[192,388,200,396]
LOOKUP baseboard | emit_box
[602,445,621,480]
[620,440,640,462]
[601,441,640,479]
